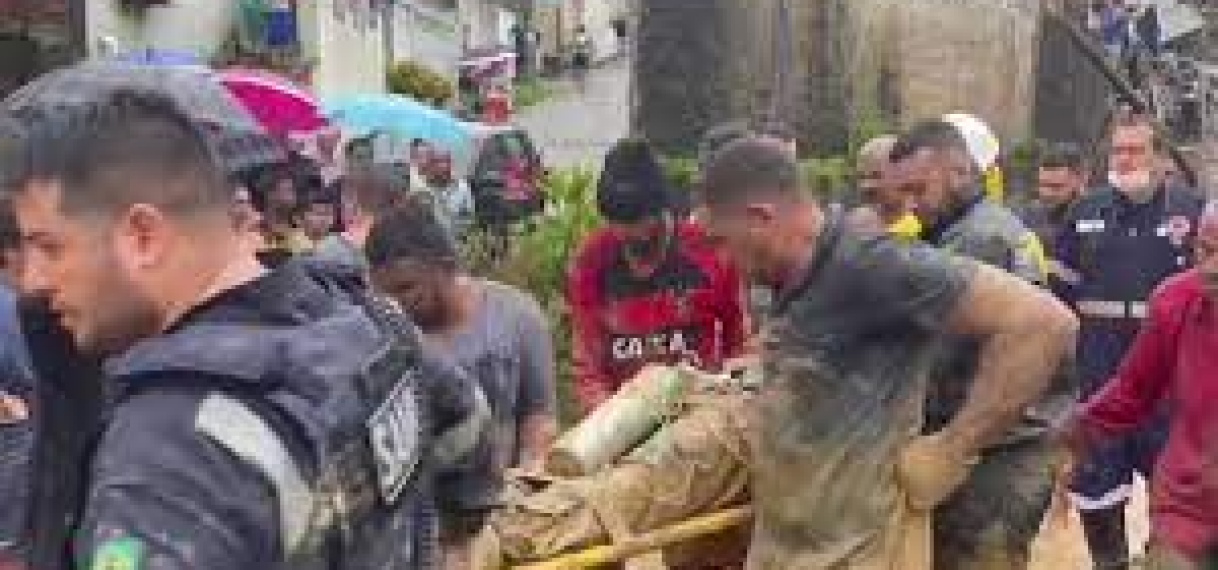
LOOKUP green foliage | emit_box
[489,168,601,305]
[1003,138,1043,201]
[848,107,895,158]
[513,77,556,109]
[661,156,699,192]
[386,60,455,106]
[1005,139,1042,176]
[800,156,853,203]
[466,168,601,424]
[663,152,855,205]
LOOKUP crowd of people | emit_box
[838,111,1209,569]
[0,88,547,570]
[551,107,1215,568]
[232,134,480,270]
[0,66,1217,570]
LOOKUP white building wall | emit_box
[85,0,234,58]
[86,0,387,97]
[577,0,628,61]
[300,0,387,97]
[390,2,462,74]
[455,0,514,51]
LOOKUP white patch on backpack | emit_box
[1075,219,1105,233]
[367,376,423,504]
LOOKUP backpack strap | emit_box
[194,393,314,558]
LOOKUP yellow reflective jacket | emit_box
[888,214,923,242]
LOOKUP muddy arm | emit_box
[941,263,1078,454]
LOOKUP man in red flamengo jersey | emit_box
[567,139,747,415]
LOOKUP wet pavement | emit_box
[518,58,631,169]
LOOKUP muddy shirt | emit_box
[750,217,974,569]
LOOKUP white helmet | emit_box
[943,112,1000,171]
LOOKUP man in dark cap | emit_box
[566,139,747,415]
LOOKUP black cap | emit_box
[597,138,672,223]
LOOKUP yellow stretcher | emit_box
[513,507,754,570]
[474,365,757,570]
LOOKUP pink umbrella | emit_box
[216,68,328,137]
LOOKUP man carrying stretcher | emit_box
[696,137,1078,569]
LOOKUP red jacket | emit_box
[1079,269,1218,557]
[483,89,512,124]
[566,223,746,414]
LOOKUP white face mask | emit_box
[1108,169,1153,194]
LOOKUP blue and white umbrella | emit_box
[322,94,474,159]
[113,48,205,68]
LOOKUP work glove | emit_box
[896,433,979,511]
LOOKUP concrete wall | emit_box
[564,0,629,60]
[891,0,1041,139]
[390,3,462,74]
[636,0,1044,155]
[457,0,510,50]
[86,0,387,97]
[1034,0,1108,146]
[85,0,234,58]
[298,0,386,97]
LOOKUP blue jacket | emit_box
[0,284,32,555]
[1056,183,1204,390]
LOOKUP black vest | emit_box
[104,263,434,570]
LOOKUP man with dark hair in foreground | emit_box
[697,137,1076,569]
[4,90,447,569]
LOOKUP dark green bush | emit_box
[386,60,455,106]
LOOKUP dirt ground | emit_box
[1028,479,1150,570]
